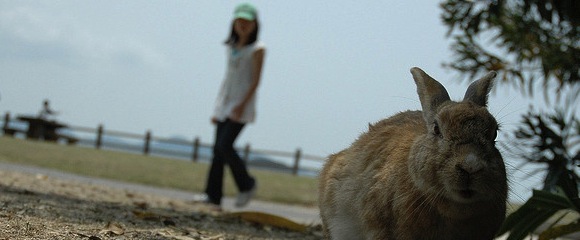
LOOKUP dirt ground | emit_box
[0,170,323,240]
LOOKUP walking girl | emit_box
[204,3,265,208]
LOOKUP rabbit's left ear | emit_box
[463,71,497,107]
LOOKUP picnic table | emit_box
[15,115,77,144]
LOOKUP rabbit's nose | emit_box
[458,153,485,174]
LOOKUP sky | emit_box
[0,1,568,202]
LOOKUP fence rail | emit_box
[1,112,326,176]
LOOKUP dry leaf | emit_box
[201,234,224,240]
[35,174,48,180]
[155,229,196,240]
[99,222,124,235]
[225,211,308,232]
[132,210,159,220]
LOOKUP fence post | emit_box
[96,124,103,149]
[192,137,200,162]
[292,148,302,175]
[243,143,251,162]
[3,112,10,131]
[144,130,151,155]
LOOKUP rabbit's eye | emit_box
[491,128,498,141]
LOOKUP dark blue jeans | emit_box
[204,119,255,205]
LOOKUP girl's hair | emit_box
[224,18,260,46]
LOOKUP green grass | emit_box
[0,136,319,206]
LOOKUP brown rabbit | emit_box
[319,67,507,240]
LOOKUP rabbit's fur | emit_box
[319,68,507,240]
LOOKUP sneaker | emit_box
[235,182,257,208]
[192,194,210,203]
[191,194,222,211]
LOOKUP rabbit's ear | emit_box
[410,67,450,123]
[462,71,497,107]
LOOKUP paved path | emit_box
[0,162,321,225]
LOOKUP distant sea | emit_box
[73,135,322,178]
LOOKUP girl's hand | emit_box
[230,104,245,122]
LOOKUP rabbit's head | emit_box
[408,67,507,205]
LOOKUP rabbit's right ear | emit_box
[410,67,450,124]
[462,71,497,107]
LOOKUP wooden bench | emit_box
[2,126,77,145]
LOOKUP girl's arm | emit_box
[231,48,266,121]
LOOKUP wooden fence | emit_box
[1,113,326,176]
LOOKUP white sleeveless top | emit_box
[213,41,265,123]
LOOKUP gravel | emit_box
[0,169,323,240]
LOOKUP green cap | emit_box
[233,3,257,21]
